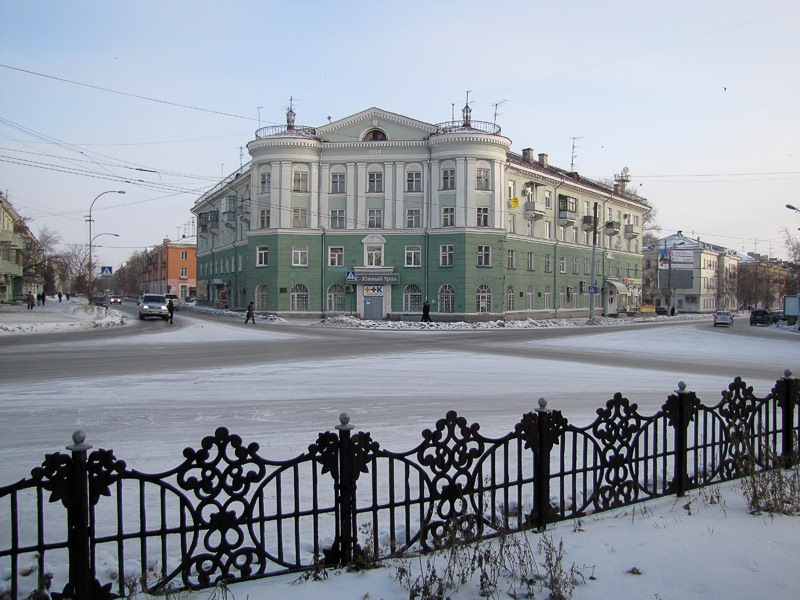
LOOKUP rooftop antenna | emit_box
[614,166,631,192]
[569,136,584,172]
[452,103,455,121]
[491,99,507,127]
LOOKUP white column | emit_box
[346,162,356,229]
[425,160,436,228]
[310,162,319,229]
[457,158,469,227]
[280,161,292,228]
[319,163,330,228]
[493,161,504,229]
[384,161,394,229]
[356,162,366,229]
[394,162,404,229]
[430,160,441,227]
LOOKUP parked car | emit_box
[655,306,669,316]
[770,311,785,323]
[109,296,122,305]
[713,311,734,327]
[165,293,180,311]
[749,309,772,326]
[138,294,169,320]
[12,293,28,302]
[91,296,108,307]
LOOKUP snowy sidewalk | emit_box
[0,297,126,335]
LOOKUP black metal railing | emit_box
[1,372,798,599]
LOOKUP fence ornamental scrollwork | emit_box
[1,373,797,599]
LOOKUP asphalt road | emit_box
[0,305,787,385]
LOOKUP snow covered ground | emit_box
[1,298,799,599]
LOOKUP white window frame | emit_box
[440,244,454,267]
[406,208,421,228]
[260,172,271,193]
[259,209,270,229]
[329,246,344,267]
[507,249,517,269]
[560,255,567,273]
[368,172,384,193]
[330,209,345,229]
[406,170,422,192]
[368,209,383,228]
[405,245,421,267]
[545,190,552,209]
[331,172,346,194]
[527,251,535,271]
[544,253,553,272]
[476,167,490,190]
[365,244,383,266]
[477,245,491,267]
[293,170,308,193]
[442,206,455,227]
[476,206,489,227]
[292,245,308,267]
[442,168,455,190]
[292,208,308,228]
[180,251,188,260]
[439,284,455,312]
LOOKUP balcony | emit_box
[238,202,251,222]
[605,221,620,236]
[558,209,576,225]
[624,224,639,239]
[524,201,545,220]
[581,215,594,231]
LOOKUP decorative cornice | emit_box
[429,132,511,150]
[318,108,437,136]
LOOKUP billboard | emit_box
[658,249,694,269]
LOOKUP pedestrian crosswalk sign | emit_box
[346,271,357,282]
[101,266,113,278]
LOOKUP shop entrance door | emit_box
[363,296,383,320]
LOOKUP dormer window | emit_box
[363,129,387,141]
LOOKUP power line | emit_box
[0,63,259,122]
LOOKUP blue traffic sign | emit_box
[100,266,113,278]
[587,285,598,294]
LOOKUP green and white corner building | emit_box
[191,104,649,321]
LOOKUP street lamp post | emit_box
[90,233,120,295]
[87,191,125,297]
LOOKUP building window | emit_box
[508,180,516,200]
[329,246,344,267]
[543,285,552,309]
[292,208,308,228]
[476,284,492,313]
[545,221,551,239]
[327,284,345,311]
[527,219,534,236]
[560,255,567,273]
[572,228,578,243]
[407,171,422,192]
[526,285,535,309]
[405,245,421,267]
[440,244,453,267]
[508,214,516,233]
[260,209,270,229]
[290,283,309,311]
[544,190,552,209]
[368,209,383,228]
[368,172,383,193]
[180,251,188,260]
[442,206,455,227]
[477,245,491,267]
[403,284,423,312]
[256,246,269,267]
[573,257,579,274]
[330,209,345,229]
[442,168,455,190]
[527,252,535,271]
[366,244,382,266]
[506,286,515,311]
[331,173,346,194]
[476,167,490,190]
[180,267,188,278]
[559,226,566,241]
[293,171,308,192]
[559,287,567,308]
[260,172,271,193]
[544,254,553,272]
[363,129,386,141]
[584,258,591,275]
[406,208,421,228]
[507,249,517,269]
[439,284,455,312]
[292,245,308,266]
[476,207,489,227]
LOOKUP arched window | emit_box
[403,284,423,312]
[506,286,515,311]
[290,283,309,311]
[255,284,269,312]
[363,129,387,141]
[543,285,552,309]
[438,284,455,313]
[327,284,345,312]
[476,285,492,313]
[526,285,535,310]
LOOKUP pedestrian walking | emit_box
[58,291,62,302]
[41,293,46,305]
[27,292,35,310]
[167,299,175,324]
[421,300,432,322]
[36,292,41,306]
[245,301,256,324]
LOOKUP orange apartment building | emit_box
[141,238,197,299]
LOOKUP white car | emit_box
[138,294,170,320]
[713,311,734,327]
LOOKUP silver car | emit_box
[713,311,734,327]
[138,294,169,320]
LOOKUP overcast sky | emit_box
[1,0,798,269]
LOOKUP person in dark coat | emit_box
[27,292,35,310]
[421,301,432,322]
[167,299,175,323]
[58,291,62,302]
[245,301,255,324]
[41,293,46,305]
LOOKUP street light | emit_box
[87,190,125,296]
[786,204,799,212]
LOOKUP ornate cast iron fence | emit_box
[1,372,798,599]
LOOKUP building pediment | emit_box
[361,234,386,245]
[317,108,437,143]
